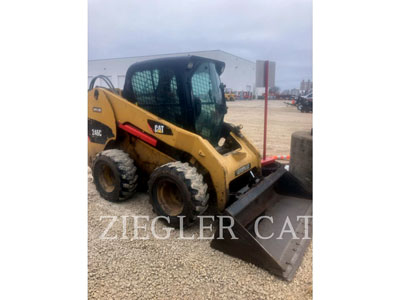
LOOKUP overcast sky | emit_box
[89,0,312,90]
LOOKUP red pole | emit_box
[262,61,269,161]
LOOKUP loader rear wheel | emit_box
[149,162,209,228]
[92,149,138,202]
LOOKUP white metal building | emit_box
[88,50,256,92]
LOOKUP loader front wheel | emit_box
[149,162,209,228]
[92,149,138,202]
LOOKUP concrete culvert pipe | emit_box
[289,130,313,194]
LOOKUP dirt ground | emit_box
[88,100,313,300]
[225,100,312,155]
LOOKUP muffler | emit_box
[211,167,312,281]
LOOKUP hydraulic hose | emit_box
[88,75,117,93]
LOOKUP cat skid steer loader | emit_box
[88,56,312,281]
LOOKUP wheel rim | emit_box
[99,164,116,193]
[157,180,184,216]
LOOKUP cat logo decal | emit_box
[147,120,173,135]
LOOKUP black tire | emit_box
[92,149,138,202]
[148,162,209,228]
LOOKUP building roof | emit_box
[89,49,255,65]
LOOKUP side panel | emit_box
[88,89,117,165]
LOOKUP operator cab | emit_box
[122,56,228,146]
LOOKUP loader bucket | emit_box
[211,166,312,281]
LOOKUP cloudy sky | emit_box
[89,0,312,90]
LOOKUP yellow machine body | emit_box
[88,88,261,211]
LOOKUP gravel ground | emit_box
[88,100,313,299]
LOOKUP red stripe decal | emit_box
[118,122,157,147]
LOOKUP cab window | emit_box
[131,67,182,126]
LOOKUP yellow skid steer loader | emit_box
[88,56,312,281]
